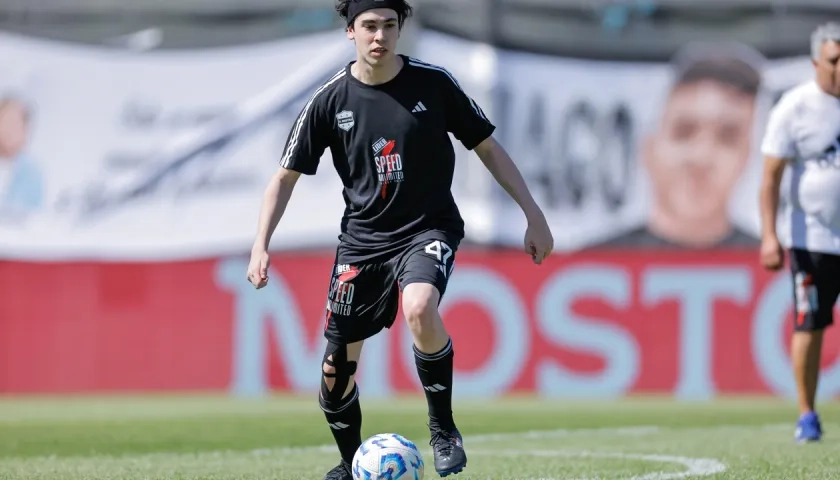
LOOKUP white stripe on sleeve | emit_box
[280,68,346,167]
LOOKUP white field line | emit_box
[468,449,727,480]
[6,422,792,478]
[248,425,662,457]
[255,425,729,480]
[250,422,789,457]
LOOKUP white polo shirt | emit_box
[761,80,840,255]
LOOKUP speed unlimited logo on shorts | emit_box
[326,264,359,317]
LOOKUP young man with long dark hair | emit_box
[247,1,554,477]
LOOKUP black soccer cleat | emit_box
[429,426,467,477]
[323,459,353,480]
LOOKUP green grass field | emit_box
[1,394,839,479]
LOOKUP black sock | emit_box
[320,383,362,464]
[414,338,455,431]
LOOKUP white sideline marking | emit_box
[252,423,790,456]
[469,449,726,480]
[249,426,662,456]
[259,425,727,479]
[466,426,661,443]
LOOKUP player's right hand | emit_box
[759,236,784,271]
[246,249,271,289]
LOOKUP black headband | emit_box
[347,0,404,27]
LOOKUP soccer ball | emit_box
[351,433,424,480]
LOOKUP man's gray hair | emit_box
[811,22,840,60]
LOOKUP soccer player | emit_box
[759,21,840,443]
[245,0,554,478]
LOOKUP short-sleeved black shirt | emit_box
[279,55,496,263]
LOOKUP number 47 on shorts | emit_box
[424,240,455,278]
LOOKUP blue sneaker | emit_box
[795,411,822,443]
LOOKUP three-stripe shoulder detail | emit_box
[280,68,346,167]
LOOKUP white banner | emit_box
[0,29,819,260]
[0,32,354,260]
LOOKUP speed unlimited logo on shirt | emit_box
[372,137,405,198]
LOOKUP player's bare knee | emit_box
[403,288,440,338]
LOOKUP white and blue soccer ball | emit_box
[351,433,425,480]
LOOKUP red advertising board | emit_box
[2,250,839,399]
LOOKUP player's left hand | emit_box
[524,214,553,265]
[246,249,271,289]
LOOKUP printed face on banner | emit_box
[0,98,29,158]
[637,76,758,249]
[419,30,797,252]
[646,82,754,215]
[0,96,43,215]
[583,50,766,250]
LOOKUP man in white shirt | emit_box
[759,21,840,443]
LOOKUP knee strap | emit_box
[320,341,358,411]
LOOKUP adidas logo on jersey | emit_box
[411,101,427,113]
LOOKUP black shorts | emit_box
[322,231,459,344]
[790,248,840,332]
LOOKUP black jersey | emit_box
[279,55,495,262]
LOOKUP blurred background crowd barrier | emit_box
[1,0,839,400]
